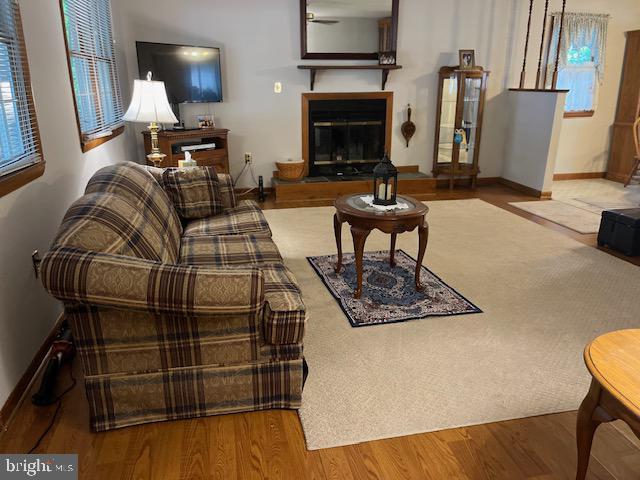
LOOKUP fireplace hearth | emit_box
[303,93,392,178]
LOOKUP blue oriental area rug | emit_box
[307,250,481,327]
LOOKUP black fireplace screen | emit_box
[309,99,386,177]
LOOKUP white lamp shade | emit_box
[123,78,178,124]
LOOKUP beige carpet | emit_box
[263,199,640,450]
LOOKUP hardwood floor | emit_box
[1,184,639,479]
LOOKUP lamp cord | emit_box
[233,162,259,194]
[27,366,76,454]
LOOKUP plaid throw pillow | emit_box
[161,167,225,219]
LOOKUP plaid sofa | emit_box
[41,162,306,432]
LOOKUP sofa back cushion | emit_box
[85,162,182,263]
[217,173,237,209]
[161,167,224,219]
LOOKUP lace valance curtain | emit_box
[546,12,610,86]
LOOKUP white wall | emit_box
[502,91,566,193]
[112,0,519,184]
[511,0,640,174]
[0,0,131,407]
[113,0,640,184]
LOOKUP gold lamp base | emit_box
[147,121,165,167]
[147,152,166,168]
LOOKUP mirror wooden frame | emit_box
[300,0,399,60]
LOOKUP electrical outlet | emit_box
[274,82,282,94]
[244,152,253,164]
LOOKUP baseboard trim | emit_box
[0,313,64,431]
[433,177,500,189]
[476,177,501,186]
[606,172,627,184]
[498,178,552,199]
[553,172,606,181]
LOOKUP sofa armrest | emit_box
[217,173,237,209]
[41,247,264,316]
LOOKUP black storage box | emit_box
[598,208,640,256]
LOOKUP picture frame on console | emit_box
[197,115,215,128]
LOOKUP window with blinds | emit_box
[61,0,123,148]
[0,0,43,179]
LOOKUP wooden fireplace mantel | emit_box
[301,92,394,177]
[297,65,402,91]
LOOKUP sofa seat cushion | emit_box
[179,234,283,267]
[260,264,306,345]
[183,200,271,237]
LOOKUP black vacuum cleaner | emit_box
[31,323,75,406]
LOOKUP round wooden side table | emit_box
[333,193,429,299]
[576,329,640,479]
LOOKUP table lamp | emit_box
[123,71,178,167]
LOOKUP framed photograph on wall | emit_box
[459,49,476,70]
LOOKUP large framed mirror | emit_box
[300,0,399,60]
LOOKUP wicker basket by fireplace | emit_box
[276,160,305,181]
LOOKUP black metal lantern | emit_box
[372,152,398,206]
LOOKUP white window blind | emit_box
[61,0,123,142]
[0,0,42,178]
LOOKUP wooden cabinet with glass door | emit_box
[432,66,489,189]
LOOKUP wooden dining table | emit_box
[577,329,640,479]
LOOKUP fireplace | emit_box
[302,93,393,178]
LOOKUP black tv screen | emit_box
[136,41,223,103]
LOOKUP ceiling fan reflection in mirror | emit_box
[306,12,339,24]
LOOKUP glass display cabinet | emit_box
[432,66,489,189]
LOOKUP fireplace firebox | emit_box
[307,98,388,177]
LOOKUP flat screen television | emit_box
[136,41,223,104]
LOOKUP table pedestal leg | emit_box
[576,380,605,480]
[334,213,343,273]
[415,220,429,291]
[351,226,370,299]
[390,233,397,267]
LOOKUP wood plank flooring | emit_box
[1,184,639,479]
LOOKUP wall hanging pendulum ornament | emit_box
[401,104,416,147]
